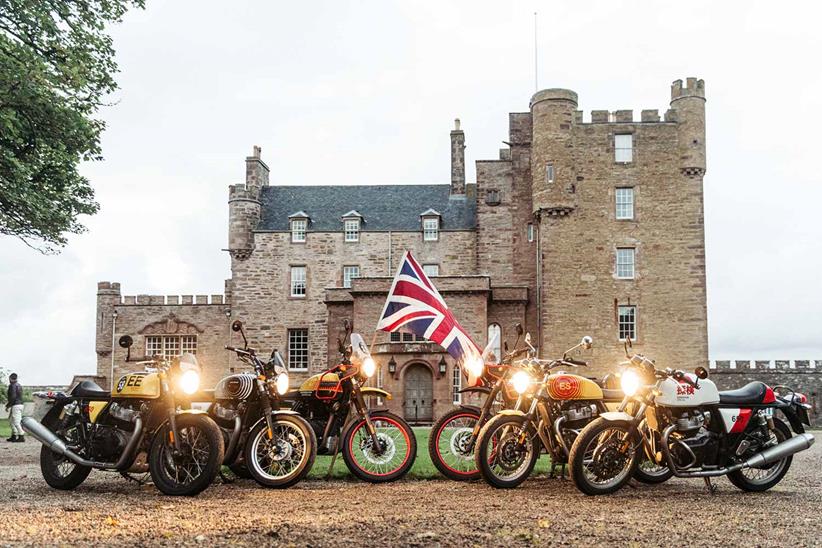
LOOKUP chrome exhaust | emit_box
[744,433,814,469]
[223,415,243,465]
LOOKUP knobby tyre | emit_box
[243,414,317,488]
[429,408,482,481]
[342,412,417,483]
[149,414,224,496]
[474,414,539,489]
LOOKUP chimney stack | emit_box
[450,118,465,195]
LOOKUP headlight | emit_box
[465,357,484,378]
[275,372,289,395]
[620,369,640,397]
[362,357,376,378]
[179,369,200,395]
[511,371,532,394]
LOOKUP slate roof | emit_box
[258,184,476,231]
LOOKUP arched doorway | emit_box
[403,364,433,424]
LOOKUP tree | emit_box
[0,0,143,253]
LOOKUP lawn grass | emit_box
[0,422,9,438]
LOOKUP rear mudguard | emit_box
[778,405,807,434]
[41,398,70,426]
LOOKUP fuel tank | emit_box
[299,371,343,397]
[655,374,719,407]
[546,373,604,401]
[112,372,161,399]
[214,373,255,401]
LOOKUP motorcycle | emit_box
[22,336,224,496]
[568,341,816,495]
[285,321,417,482]
[208,320,317,488]
[473,334,630,489]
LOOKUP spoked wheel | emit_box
[569,418,639,496]
[342,412,417,483]
[633,429,673,484]
[728,417,793,492]
[244,414,317,488]
[429,409,482,481]
[474,414,539,489]
[39,416,91,490]
[149,414,224,496]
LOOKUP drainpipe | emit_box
[110,310,118,389]
[535,213,542,357]
[387,230,393,273]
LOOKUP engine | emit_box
[89,425,130,460]
[561,403,598,428]
[667,410,718,468]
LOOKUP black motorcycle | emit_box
[209,320,317,488]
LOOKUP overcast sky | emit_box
[2,0,820,384]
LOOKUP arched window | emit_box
[487,324,501,363]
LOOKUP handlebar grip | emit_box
[565,358,588,367]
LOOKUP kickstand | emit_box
[549,463,567,480]
[325,438,341,480]
[703,476,718,495]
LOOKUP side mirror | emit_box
[581,335,593,349]
[694,366,709,380]
[231,320,243,332]
[338,337,345,354]
[503,341,509,352]
[118,335,133,349]
[515,323,523,337]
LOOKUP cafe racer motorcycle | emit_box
[22,337,224,496]
[568,343,815,496]
[208,320,316,488]
[285,322,417,482]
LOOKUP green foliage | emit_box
[0,0,144,252]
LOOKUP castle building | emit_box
[96,78,709,423]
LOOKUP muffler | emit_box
[744,433,815,469]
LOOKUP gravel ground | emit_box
[1,436,820,547]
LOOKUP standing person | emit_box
[6,373,24,443]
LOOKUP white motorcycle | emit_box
[568,343,815,495]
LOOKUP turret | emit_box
[228,146,268,259]
[670,78,706,177]
[450,119,465,195]
[529,88,578,215]
[95,281,121,388]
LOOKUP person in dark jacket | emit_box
[6,373,24,442]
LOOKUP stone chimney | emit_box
[450,118,465,195]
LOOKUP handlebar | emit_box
[564,358,588,367]
[225,345,254,356]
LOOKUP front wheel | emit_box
[342,412,416,483]
[633,429,673,484]
[569,418,639,496]
[244,414,317,488]
[474,414,540,489]
[429,408,482,481]
[727,417,793,492]
[149,414,224,496]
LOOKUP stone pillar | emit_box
[450,119,465,195]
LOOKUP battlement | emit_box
[120,294,226,306]
[709,360,821,370]
[671,77,705,101]
[97,281,121,294]
[228,184,258,202]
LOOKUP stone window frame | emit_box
[617,305,637,341]
[452,364,462,405]
[615,247,636,279]
[287,328,309,371]
[390,331,424,343]
[422,263,439,277]
[614,133,634,164]
[145,334,197,360]
[615,187,635,220]
[545,162,555,184]
[289,265,307,298]
[526,223,535,243]
[422,217,440,241]
[342,265,360,288]
[290,219,307,243]
[343,218,360,243]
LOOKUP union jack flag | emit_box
[377,250,482,379]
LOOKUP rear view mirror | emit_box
[516,323,523,337]
[694,366,709,380]
[581,335,593,349]
[231,320,243,332]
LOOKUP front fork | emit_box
[467,382,503,451]
[161,373,182,453]
[352,383,383,455]
[258,378,275,440]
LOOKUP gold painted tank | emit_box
[111,371,161,399]
[545,373,603,401]
[299,371,343,398]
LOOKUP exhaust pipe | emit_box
[744,433,815,469]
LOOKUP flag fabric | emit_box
[376,250,482,378]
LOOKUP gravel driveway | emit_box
[1,436,820,547]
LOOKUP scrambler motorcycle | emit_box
[285,321,417,482]
[568,341,816,495]
[22,337,224,496]
[208,320,316,488]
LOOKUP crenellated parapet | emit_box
[709,360,822,370]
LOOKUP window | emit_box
[615,187,634,220]
[290,219,306,243]
[616,248,635,279]
[145,335,197,360]
[615,134,633,163]
[287,328,309,370]
[618,305,637,341]
[342,265,359,288]
[487,324,502,363]
[390,332,424,343]
[423,218,439,241]
[343,218,360,242]
[527,223,535,243]
[422,264,439,277]
[452,365,462,404]
[545,163,555,183]
[290,266,306,297]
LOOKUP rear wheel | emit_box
[728,417,793,492]
[244,414,317,488]
[474,414,540,489]
[342,412,416,483]
[149,414,224,496]
[569,418,639,496]
[429,408,482,481]
[39,415,91,490]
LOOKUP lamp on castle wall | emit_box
[388,357,397,375]
[438,356,447,376]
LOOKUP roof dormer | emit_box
[288,211,310,243]
[341,210,364,243]
[420,208,441,241]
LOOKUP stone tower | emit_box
[670,78,706,177]
[227,146,269,260]
[529,89,578,215]
[95,281,121,388]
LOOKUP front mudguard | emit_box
[458,386,492,397]
[597,411,642,439]
[248,409,307,432]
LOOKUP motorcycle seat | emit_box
[718,381,773,405]
[601,388,624,401]
[71,380,110,400]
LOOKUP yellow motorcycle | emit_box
[22,336,224,496]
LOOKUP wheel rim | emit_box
[480,420,534,482]
[579,426,637,489]
[435,413,479,475]
[739,425,788,485]
[54,424,80,477]
[159,424,212,485]
[348,417,411,477]
[250,420,309,481]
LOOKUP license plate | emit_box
[762,408,774,418]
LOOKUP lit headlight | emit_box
[275,372,289,395]
[511,371,532,394]
[621,369,640,397]
[362,357,376,378]
[179,369,200,395]
[466,357,484,378]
